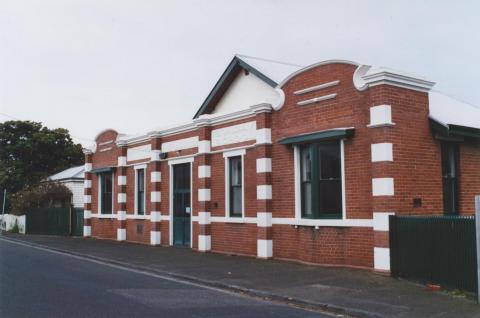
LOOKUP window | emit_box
[136,168,145,215]
[99,173,113,214]
[299,141,342,219]
[228,156,243,217]
[441,142,459,215]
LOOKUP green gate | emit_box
[26,207,70,236]
[71,208,84,236]
[389,215,477,293]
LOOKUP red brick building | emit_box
[83,55,480,271]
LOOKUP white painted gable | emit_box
[211,71,278,114]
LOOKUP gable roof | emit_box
[193,55,303,118]
[48,165,85,181]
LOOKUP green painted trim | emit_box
[278,129,354,145]
[193,56,277,119]
[91,167,114,174]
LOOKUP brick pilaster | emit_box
[196,123,212,252]
[149,136,162,246]
[116,144,127,241]
[367,98,396,271]
[253,104,273,258]
[83,150,93,237]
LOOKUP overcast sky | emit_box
[1,0,479,147]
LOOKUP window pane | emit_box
[300,145,311,181]
[302,182,312,217]
[318,142,341,180]
[138,169,144,191]
[317,142,342,216]
[137,169,145,214]
[229,156,242,216]
[231,186,242,216]
[441,142,458,215]
[101,173,112,214]
[318,180,342,215]
[230,156,242,186]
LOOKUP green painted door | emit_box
[173,163,191,247]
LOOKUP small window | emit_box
[300,141,342,219]
[441,142,459,215]
[99,173,113,214]
[229,156,243,217]
[136,169,145,215]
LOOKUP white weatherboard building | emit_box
[48,165,85,208]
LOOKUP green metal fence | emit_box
[71,208,84,236]
[389,215,477,293]
[26,207,70,236]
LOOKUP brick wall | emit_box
[86,61,480,269]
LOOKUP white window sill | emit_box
[91,213,117,219]
[272,217,373,228]
[126,214,150,220]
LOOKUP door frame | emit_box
[168,157,194,247]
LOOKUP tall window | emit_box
[99,173,113,214]
[441,142,459,215]
[229,156,243,217]
[300,141,342,219]
[136,169,145,215]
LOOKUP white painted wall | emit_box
[127,144,152,161]
[212,71,278,114]
[0,214,26,233]
[60,180,84,208]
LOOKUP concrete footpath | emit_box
[1,234,479,318]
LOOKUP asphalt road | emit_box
[0,239,333,318]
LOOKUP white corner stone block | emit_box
[117,193,127,203]
[373,212,395,231]
[150,211,162,222]
[198,235,211,251]
[371,143,393,162]
[198,212,211,225]
[150,231,161,245]
[117,175,127,186]
[117,211,127,221]
[198,189,211,201]
[198,165,211,178]
[374,247,390,271]
[257,239,273,258]
[84,180,92,189]
[256,158,272,173]
[83,225,91,237]
[84,163,92,172]
[117,228,126,241]
[257,185,272,200]
[83,195,91,204]
[151,171,162,182]
[369,105,393,127]
[372,178,394,196]
[151,150,162,161]
[118,156,127,167]
[256,128,272,144]
[84,210,92,219]
[151,191,161,203]
[198,140,211,154]
[257,212,272,227]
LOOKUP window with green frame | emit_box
[99,173,113,214]
[136,168,145,215]
[300,141,342,219]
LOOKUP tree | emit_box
[0,121,84,197]
[9,182,73,215]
